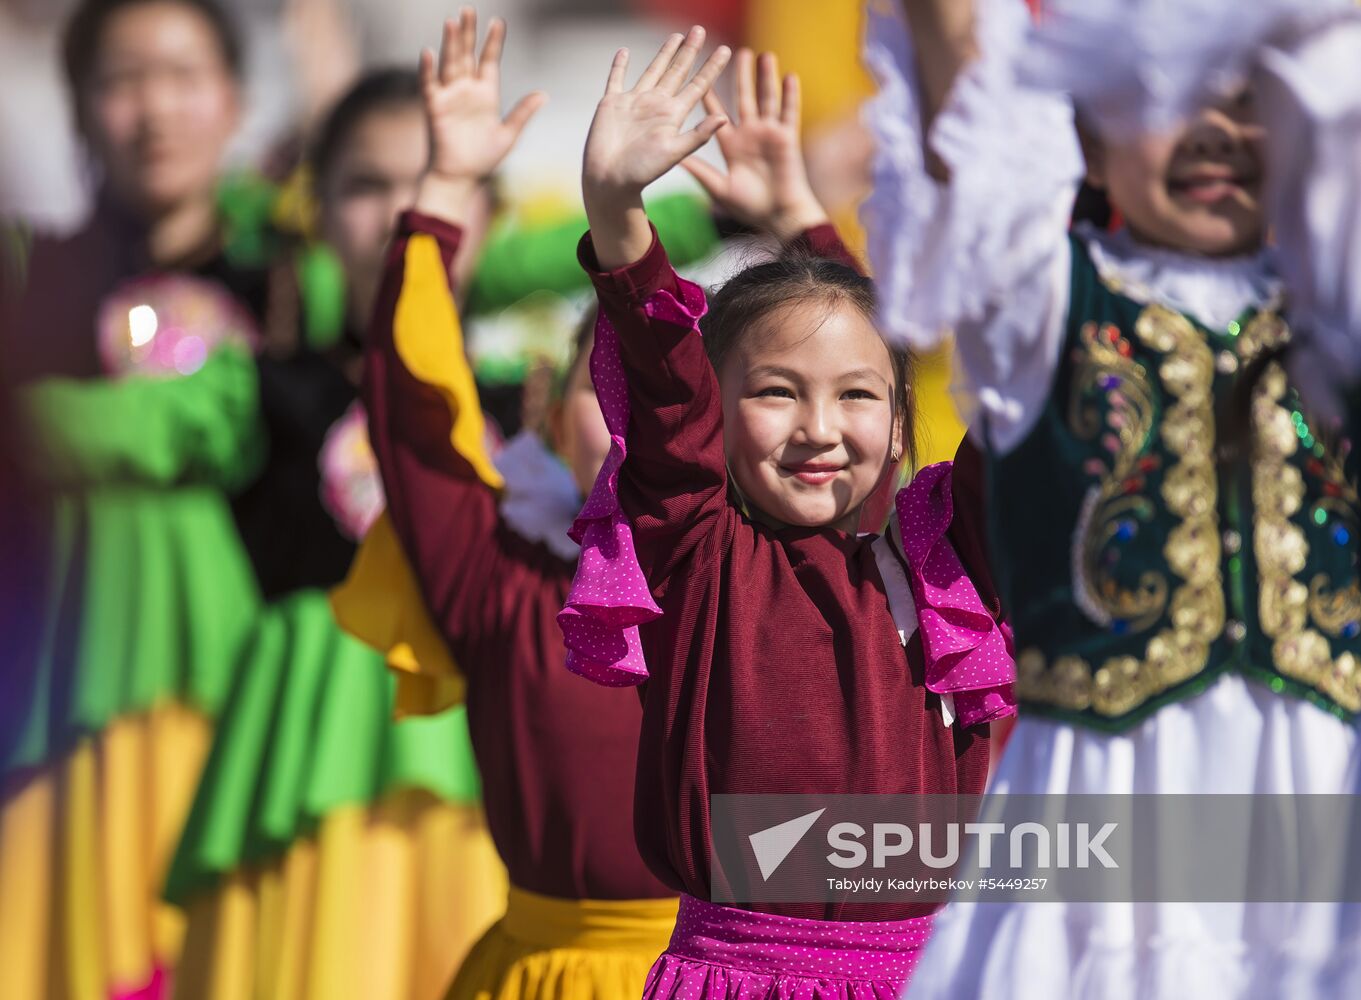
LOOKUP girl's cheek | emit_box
[729,410,773,468]
[182,84,238,147]
[184,87,229,131]
[731,403,788,459]
[847,408,893,461]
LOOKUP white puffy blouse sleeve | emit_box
[861,0,1084,454]
[1253,10,1361,422]
[1017,0,1353,139]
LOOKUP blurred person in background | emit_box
[164,67,506,1000]
[162,11,733,1000]
[328,14,686,1000]
[0,2,270,998]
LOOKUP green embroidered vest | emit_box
[989,236,1361,731]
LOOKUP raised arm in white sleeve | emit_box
[1253,9,1361,423]
[1017,0,1350,139]
[861,0,1083,454]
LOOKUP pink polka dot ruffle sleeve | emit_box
[895,462,1016,727]
[557,278,709,686]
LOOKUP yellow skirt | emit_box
[173,790,506,1000]
[0,702,213,1000]
[448,887,679,1000]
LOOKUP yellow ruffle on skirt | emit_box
[173,789,507,1000]
[0,702,213,1000]
[448,887,679,1000]
[330,512,466,718]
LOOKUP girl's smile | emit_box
[719,298,902,535]
[781,461,846,486]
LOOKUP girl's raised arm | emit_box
[899,0,980,159]
[573,28,735,588]
[681,47,858,269]
[1249,10,1361,426]
[362,10,544,657]
[681,49,828,241]
[561,31,732,683]
[581,27,730,270]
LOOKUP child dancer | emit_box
[563,25,1013,996]
[165,68,503,1000]
[333,12,677,1000]
[862,1,1361,996]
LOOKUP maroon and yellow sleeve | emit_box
[331,211,503,715]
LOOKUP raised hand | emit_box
[415,8,546,221]
[681,49,829,243]
[582,26,731,269]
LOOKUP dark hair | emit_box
[310,67,424,186]
[63,0,243,100]
[1071,180,1115,231]
[700,252,918,467]
[525,307,597,440]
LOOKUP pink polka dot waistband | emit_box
[659,895,934,983]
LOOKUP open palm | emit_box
[582,27,731,196]
[683,49,827,242]
[421,8,545,182]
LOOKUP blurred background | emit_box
[0,0,964,460]
[0,0,873,229]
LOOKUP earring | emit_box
[890,444,902,464]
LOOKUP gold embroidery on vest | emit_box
[1305,431,1361,642]
[1308,575,1361,638]
[1251,362,1361,712]
[1067,322,1166,632]
[1017,649,1093,712]
[1236,312,1291,363]
[1018,305,1224,717]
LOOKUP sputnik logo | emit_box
[748,808,826,881]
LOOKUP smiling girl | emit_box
[561,25,1013,997]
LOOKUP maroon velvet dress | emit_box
[566,229,997,923]
[363,210,671,901]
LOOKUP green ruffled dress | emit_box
[7,344,265,776]
[163,589,480,903]
[165,174,486,904]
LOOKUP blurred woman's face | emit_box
[318,103,494,330]
[319,105,428,328]
[84,1,240,218]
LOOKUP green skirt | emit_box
[164,587,481,904]
[4,484,262,776]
